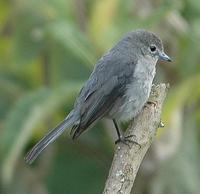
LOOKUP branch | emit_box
[103,83,169,194]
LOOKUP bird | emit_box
[25,29,171,164]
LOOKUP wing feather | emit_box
[71,47,136,139]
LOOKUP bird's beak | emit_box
[159,52,172,62]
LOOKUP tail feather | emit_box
[25,114,76,164]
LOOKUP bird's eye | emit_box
[150,45,157,52]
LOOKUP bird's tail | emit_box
[25,112,76,164]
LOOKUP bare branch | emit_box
[103,83,169,194]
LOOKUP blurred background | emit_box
[0,0,200,193]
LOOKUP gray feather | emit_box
[25,112,78,164]
[25,29,170,164]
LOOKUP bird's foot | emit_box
[145,100,158,108]
[115,135,141,149]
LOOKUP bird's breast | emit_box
[110,59,156,121]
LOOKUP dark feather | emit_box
[70,45,136,139]
[25,112,77,164]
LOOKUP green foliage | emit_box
[1,82,82,185]
[0,0,200,193]
[46,21,96,67]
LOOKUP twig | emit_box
[103,83,169,194]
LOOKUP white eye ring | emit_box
[150,45,157,52]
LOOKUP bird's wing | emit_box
[71,76,125,139]
[71,51,136,139]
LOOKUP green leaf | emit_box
[0,81,82,185]
[46,21,96,68]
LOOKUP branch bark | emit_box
[103,83,169,194]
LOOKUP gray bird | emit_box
[25,29,171,164]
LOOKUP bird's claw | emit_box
[145,100,158,108]
[115,135,141,149]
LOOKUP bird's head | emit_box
[129,30,172,63]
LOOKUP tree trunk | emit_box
[103,83,169,194]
